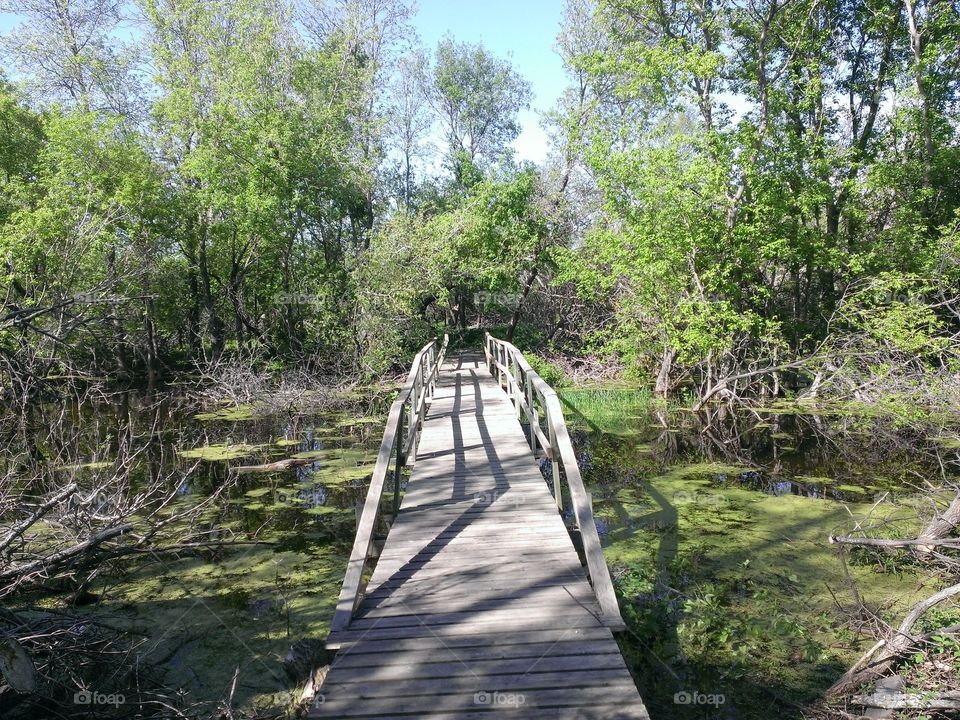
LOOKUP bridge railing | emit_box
[328,333,449,637]
[484,333,626,631]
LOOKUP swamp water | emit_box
[562,388,960,719]
[8,386,960,718]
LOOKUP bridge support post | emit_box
[526,380,536,453]
[393,407,405,516]
[548,409,563,512]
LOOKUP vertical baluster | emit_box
[526,378,536,452]
[410,369,418,442]
[548,405,563,511]
[512,355,521,418]
[393,405,405,515]
[498,344,504,387]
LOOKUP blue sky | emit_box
[0,1,568,163]
[410,0,568,163]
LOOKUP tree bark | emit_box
[916,491,960,554]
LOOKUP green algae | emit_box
[194,404,259,422]
[80,539,348,714]
[54,460,114,470]
[599,469,927,716]
[178,443,264,461]
[243,487,272,498]
[795,474,836,485]
[312,463,373,487]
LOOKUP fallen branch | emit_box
[828,581,960,696]
[233,458,313,474]
[0,483,77,555]
[830,534,960,550]
[916,491,960,555]
[0,523,132,585]
[852,690,960,710]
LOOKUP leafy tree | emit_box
[555,0,960,402]
[0,0,141,115]
[431,37,532,186]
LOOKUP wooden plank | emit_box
[318,669,633,699]
[311,685,645,717]
[331,638,620,668]
[332,627,615,655]
[313,350,646,719]
[325,615,607,644]
[344,606,604,631]
[326,653,628,683]
[313,707,648,720]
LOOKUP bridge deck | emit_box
[312,354,648,719]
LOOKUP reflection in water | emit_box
[558,389,960,720]
[2,387,388,716]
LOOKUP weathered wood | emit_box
[314,348,645,718]
[313,685,645,718]
[312,707,647,720]
[485,333,625,630]
[328,335,447,634]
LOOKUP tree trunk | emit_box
[506,267,539,342]
[655,347,676,398]
[915,491,960,554]
[903,0,933,191]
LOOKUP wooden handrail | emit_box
[483,333,626,631]
[328,333,449,637]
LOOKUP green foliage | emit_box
[555,0,960,405]
[432,37,532,183]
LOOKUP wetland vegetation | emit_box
[1,0,960,717]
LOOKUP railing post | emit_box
[548,405,563,512]
[393,406,405,515]
[500,344,506,388]
[526,379,536,453]
[510,354,521,420]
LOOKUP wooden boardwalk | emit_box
[311,343,648,719]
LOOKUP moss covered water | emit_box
[9,384,960,719]
[6,389,392,717]
[560,388,960,718]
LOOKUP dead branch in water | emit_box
[827,488,960,700]
[233,458,313,474]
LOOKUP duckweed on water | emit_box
[178,442,265,461]
[193,404,259,421]
[84,538,348,714]
[560,386,952,719]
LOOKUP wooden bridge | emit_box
[310,334,649,719]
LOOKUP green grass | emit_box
[559,386,656,435]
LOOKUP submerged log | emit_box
[915,491,960,555]
[853,690,960,710]
[233,458,313,474]
[0,637,36,693]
